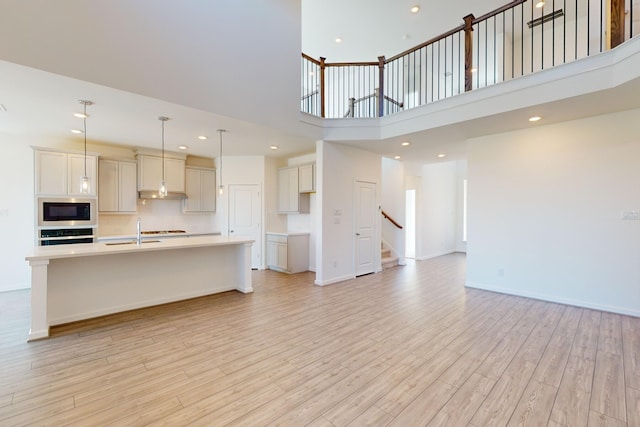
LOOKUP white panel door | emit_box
[355,181,376,276]
[229,184,261,269]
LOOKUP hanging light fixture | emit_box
[78,100,93,194]
[158,116,170,197]
[217,129,227,195]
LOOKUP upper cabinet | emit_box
[34,148,98,197]
[277,164,312,214]
[298,163,315,193]
[136,150,186,193]
[184,166,216,213]
[98,159,137,213]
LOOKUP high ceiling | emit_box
[0,0,639,164]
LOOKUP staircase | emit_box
[381,243,399,270]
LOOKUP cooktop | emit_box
[140,230,187,235]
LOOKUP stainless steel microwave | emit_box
[38,198,96,227]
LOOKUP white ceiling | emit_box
[0,0,639,164]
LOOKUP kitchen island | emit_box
[25,235,254,341]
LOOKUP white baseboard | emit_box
[416,250,456,261]
[465,281,640,318]
[315,273,355,286]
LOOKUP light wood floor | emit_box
[1,253,639,426]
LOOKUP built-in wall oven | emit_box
[37,198,97,245]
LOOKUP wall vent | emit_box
[527,9,564,28]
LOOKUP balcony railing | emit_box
[302,0,638,119]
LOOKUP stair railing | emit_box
[381,210,403,229]
[301,0,637,119]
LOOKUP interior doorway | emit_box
[228,184,262,269]
[354,180,376,276]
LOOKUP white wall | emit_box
[316,141,381,285]
[455,160,468,252]
[265,156,287,236]
[417,161,458,260]
[467,108,640,316]
[288,153,317,271]
[0,133,34,291]
[381,157,405,263]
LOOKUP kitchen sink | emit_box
[105,240,162,246]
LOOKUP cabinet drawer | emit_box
[267,234,288,244]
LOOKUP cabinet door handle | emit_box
[230,230,234,233]
[356,233,361,236]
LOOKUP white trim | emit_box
[465,281,640,318]
[416,250,456,261]
[315,274,355,286]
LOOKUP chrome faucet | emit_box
[136,217,142,245]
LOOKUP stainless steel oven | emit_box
[39,227,96,246]
[38,198,96,227]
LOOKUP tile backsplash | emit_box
[98,199,216,236]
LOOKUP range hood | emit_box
[138,190,188,200]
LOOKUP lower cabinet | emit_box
[266,233,309,274]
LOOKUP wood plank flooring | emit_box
[1,253,639,426]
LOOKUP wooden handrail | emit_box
[472,0,527,24]
[301,52,321,65]
[324,61,379,67]
[385,24,466,63]
[381,210,403,229]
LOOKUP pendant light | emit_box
[159,116,170,197]
[217,129,227,195]
[78,100,93,194]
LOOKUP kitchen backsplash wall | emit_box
[98,199,216,236]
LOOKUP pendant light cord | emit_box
[83,102,88,177]
[161,119,165,181]
[219,130,223,185]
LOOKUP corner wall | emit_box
[0,133,34,291]
[316,141,381,285]
[467,108,640,316]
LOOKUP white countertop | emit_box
[97,231,221,240]
[266,231,311,236]
[26,235,254,262]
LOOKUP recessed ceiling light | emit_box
[394,155,401,160]
[401,141,410,146]
[74,112,88,118]
[197,135,207,140]
[528,116,542,122]
[535,1,545,8]
[71,129,83,134]
[178,145,188,150]
[270,145,279,150]
[437,153,446,158]
[335,37,342,43]
[411,5,420,13]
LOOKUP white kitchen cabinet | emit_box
[277,166,310,214]
[98,159,137,213]
[35,148,98,197]
[184,166,216,213]
[298,163,315,193]
[136,153,186,192]
[266,233,309,273]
